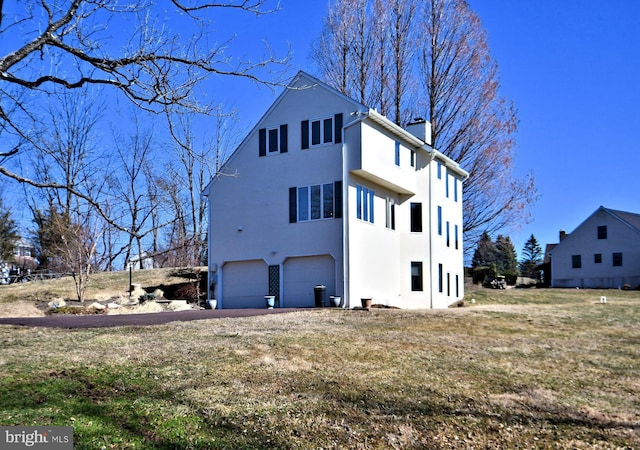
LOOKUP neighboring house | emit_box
[549,206,640,289]
[127,252,154,270]
[0,238,37,284]
[203,71,469,309]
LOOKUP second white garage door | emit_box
[283,255,336,308]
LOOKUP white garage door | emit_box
[221,260,268,308]
[283,255,336,308]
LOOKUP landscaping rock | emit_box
[47,299,66,309]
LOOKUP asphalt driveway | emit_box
[0,308,302,329]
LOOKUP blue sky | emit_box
[218,0,640,257]
[3,1,638,259]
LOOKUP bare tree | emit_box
[313,0,537,247]
[110,116,156,269]
[31,89,103,215]
[0,0,289,236]
[388,0,417,125]
[418,0,536,243]
[32,206,98,302]
[312,0,357,96]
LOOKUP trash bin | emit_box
[314,285,326,307]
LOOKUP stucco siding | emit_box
[206,71,468,309]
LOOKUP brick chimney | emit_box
[559,230,567,241]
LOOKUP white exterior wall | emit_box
[344,121,465,309]
[551,208,640,288]
[429,161,465,308]
[206,71,467,309]
[208,76,358,307]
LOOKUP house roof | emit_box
[606,207,640,232]
[548,206,640,256]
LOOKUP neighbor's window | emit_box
[594,253,602,264]
[572,255,582,269]
[597,225,607,240]
[410,203,422,232]
[411,262,423,291]
[613,252,623,267]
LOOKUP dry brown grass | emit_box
[1,287,639,449]
[0,267,203,307]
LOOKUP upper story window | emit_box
[394,142,400,166]
[437,206,443,235]
[437,162,442,179]
[259,124,288,156]
[446,221,450,247]
[289,182,342,223]
[446,172,450,198]
[356,185,374,223]
[597,225,607,239]
[410,151,416,168]
[386,197,396,230]
[454,178,458,202]
[301,113,343,149]
[455,224,459,250]
[410,203,422,232]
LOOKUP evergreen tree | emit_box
[495,235,519,285]
[471,232,519,285]
[519,234,543,281]
[470,231,497,284]
[0,199,18,262]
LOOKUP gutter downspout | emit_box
[342,127,349,308]
[427,149,437,309]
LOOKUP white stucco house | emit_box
[203,71,469,309]
[549,206,640,289]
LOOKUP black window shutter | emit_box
[334,113,343,144]
[334,181,342,219]
[301,120,309,149]
[259,128,267,157]
[280,124,288,153]
[289,187,297,223]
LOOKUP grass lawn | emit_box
[1,285,639,449]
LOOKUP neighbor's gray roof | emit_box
[606,207,640,232]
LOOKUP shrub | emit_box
[138,292,157,304]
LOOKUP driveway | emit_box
[0,308,302,329]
